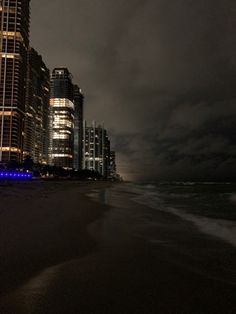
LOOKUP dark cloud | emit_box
[31,0,236,181]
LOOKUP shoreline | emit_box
[0,181,111,311]
[1,181,236,313]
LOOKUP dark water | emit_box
[142,182,236,221]
[85,182,236,313]
[90,182,236,248]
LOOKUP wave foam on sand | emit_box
[133,190,236,248]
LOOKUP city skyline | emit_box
[0,0,117,179]
[30,0,236,181]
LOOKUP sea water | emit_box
[89,182,236,248]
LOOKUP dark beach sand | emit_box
[0,181,236,313]
[0,181,110,313]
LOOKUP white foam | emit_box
[133,192,236,248]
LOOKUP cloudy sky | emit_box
[30,0,236,181]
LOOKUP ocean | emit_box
[85,181,236,312]
[89,181,236,248]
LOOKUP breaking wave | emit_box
[132,188,236,248]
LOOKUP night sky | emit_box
[30,0,236,181]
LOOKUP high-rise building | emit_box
[49,67,74,169]
[83,121,110,177]
[73,85,83,170]
[0,0,30,163]
[24,47,50,164]
[104,134,110,178]
[109,151,117,177]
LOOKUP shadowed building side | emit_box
[73,84,83,170]
[23,47,50,164]
[0,0,30,163]
[109,151,117,177]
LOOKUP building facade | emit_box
[24,47,50,164]
[49,67,74,169]
[109,151,117,177]
[0,0,30,163]
[73,85,83,170]
[83,121,110,177]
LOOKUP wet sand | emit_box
[0,181,236,313]
[0,181,110,313]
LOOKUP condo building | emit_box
[109,151,117,177]
[73,84,83,170]
[24,48,50,164]
[49,67,74,169]
[0,0,30,163]
[83,121,110,177]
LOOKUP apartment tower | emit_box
[73,84,83,170]
[0,0,30,163]
[24,48,50,164]
[49,67,74,169]
[83,121,110,177]
[109,151,117,177]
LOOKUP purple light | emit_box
[0,171,32,181]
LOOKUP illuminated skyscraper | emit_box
[83,121,110,177]
[73,85,83,170]
[24,48,50,164]
[49,67,74,169]
[0,0,30,163]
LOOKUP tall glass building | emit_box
[109,151,117,177]
[0,0,30,163]
[24,48,50,164]
[73,84,83,170]
[83,121,110,177]
[50,67,74,169]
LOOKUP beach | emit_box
[0,180,110,313]
[0,181,236,313]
